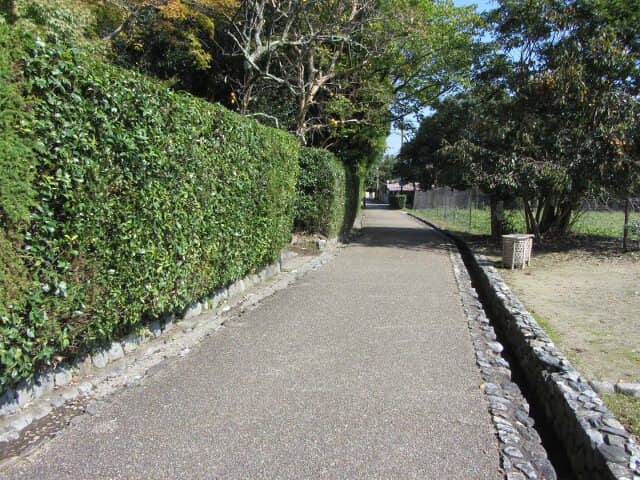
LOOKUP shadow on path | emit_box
[354,226,452,252]
[355,206,453,252]
[362,201,389,210]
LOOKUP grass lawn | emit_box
[601,393,640,440]
[573,210,640,237]
[410,207,640,239]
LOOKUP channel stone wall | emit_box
[456,239,640,479]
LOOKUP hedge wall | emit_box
[295,147,347,238]
[0,30,299,389]
[389,194,407,210]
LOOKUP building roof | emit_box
[386,182,421,192]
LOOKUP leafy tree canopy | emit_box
[95,0,236,95]
[97,0,485,174]
[401,0,640,238]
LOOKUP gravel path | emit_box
[3,207,501,479]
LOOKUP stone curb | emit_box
[470,254,640,480]
[408,212,640,480]
[0,243,343,446]
[591,380,640,398]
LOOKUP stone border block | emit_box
[92,350,109,369]
[54,365,73,387]
[183,301,203,320]
[72,355,93,377]
[149,320,162,337]
[0,389,19,417]
[107,343,124,362]
[615,383,640,397]
[227,279,246,299]
[162,313,175,332]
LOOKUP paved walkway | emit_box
[4,207,501,479]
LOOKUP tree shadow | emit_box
[362,201,389,210]
[353,225,454,252]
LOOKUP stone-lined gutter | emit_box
[448,245,557,480]
[408,212,640,480]
[0,240,341,453]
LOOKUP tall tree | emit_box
[403,0,640,238]
[385,0,483,120]
[491,0,639,236]
[218,0,392,142]
[216,0,483,144]
[101,0,487,181]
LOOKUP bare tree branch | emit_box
[219,0,389,142]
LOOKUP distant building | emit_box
[379,179,421,203]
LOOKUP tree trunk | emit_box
[538,196,557,235]
[554,202,574,235]
[537,195,577,237]
[0,0,16,23]
[522,196,542,239]
[490,197,504,239]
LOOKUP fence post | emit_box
[623,197,630,251]
[468,190,473,232]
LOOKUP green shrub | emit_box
[403,191,415,209]
[390,194,407,209]
[0,31,299,389]
[343,166,363,233]
[295,147,347,238]
[14,0,94,44]
[0,24,36,227]
[1,1,16,23]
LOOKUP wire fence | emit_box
[413,188,500,235]
[412,188,640,246]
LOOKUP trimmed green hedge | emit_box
[0,30,299,389]
[295,147,347,238]
[0,25,37,359]
[390,194,407,210]
[344,167,364,231]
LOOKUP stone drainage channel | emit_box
[447,245,563,480]
[410,212,640,480]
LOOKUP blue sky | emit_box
[385,0,497,155]
[454,0,496,11]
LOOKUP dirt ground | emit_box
[466,235,640,385]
